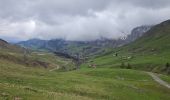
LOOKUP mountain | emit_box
[125,25,152,43]
[17,39,48,50]
[17,25,151,57]
[91,19,170,74]
[126,20,170,52]
[17,38,124,57]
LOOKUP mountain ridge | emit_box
[17,25,152,57]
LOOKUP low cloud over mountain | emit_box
[0,0,170,42]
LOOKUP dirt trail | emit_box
[147,72,170,89]
[49,61,70,72]
[49,66,59,72]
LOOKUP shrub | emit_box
[166,63,170,68]
[127,63,132,69]
[165,63,170,74]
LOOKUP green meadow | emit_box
[1,54,170,100]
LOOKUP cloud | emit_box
[0,0,170,41]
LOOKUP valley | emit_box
[0,20,170,100]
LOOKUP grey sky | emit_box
[0,0,170,42]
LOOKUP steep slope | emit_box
[91,20,170,74]
[125,25,152,43]
[126,20,170,52]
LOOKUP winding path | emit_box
[147,72,170,89]
[49,61,71,72]
[49,66,59,72]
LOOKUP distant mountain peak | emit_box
[124,25,152,43]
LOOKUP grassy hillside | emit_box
[1,38,170,100]
[0,39,75,71]
[0,39,25,53]
[90,20,170,74]
[1,61,170,100]
[0,50,75,70]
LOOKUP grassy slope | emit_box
[1,43,170,99]
[0,49,74,71]
[90,20,170,73]
[1,59,170,100]
[29,52,75,70]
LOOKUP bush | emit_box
[166,63,170,68]
[165,63,170,74]
[127,63,132,69]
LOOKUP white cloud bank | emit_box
[0,0,170,42]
